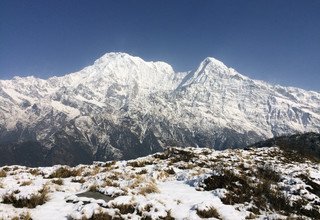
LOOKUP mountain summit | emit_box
[0,52,319,165]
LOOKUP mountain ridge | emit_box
[0,52,319,165]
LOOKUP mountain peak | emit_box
[178,56,237,88]
[93,52,140,65]
[197,57,230,74]
[201,57,227,68]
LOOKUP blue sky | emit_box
[0,0,319,91]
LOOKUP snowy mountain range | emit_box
[0,52,319,165]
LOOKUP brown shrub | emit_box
[104,161,116,168]
[52,178,63,185]
[49,167,82,178]
[298,174,320,197]
[89,184,98,192]
[71,177,86,183]
[139,182,160,195]
[256,166,281,182]
[2,167,10,172]
[164,168,175,175]
[136,169,148,175]
[20,181,33,186]
[102,179,119,187]
[16,212,32,220]
[108,172,121,181]
[112,203,135,215]
[196,206,220,219]
[29,168,42,176]
[0,170,7,178]
[128,160,153,167]
[2,184,49,208]
[69,209,114,220]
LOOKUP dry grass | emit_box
[104,160,116,168]
[92,166,101,175]
[130,174,144,189]
[128,160,153,167]
[163,210,175,220]
[202,167,318,218]
[2,184,49,208]
[196,206,221,219]
[164,167,175,175]
[88,211,113,220]
[112,203,136,215]
[11,212,32,220]
[52,178,63,185]
[298,174,320,197]
[2,167,10,172]
[245,212,256,219]
[69,209,114,220]
[108,172,122,181]
[29,168,42,176]
[20,180,33,186]
[89,184,98,192]
[49,167,82,178]
[71,177,86,183]
[156,171,170,180]
[83,166,101,176]
[139,181,160,195]
[256,165,281,182]
[0,169,7,178]
[102,179,120,187]
[136,169,148,175]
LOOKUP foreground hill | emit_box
[0,52,320,165]
[0,146,319,219]
[250,132,320,161]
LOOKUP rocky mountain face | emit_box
[0,52,319,166]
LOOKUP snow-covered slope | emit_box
[0,52,319,165]
[1,144,320,219]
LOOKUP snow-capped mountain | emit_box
[0,52,319,165]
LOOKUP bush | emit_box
[201,169,249,191]
[89,184,98,192]
[298,174,320,197]
[71,177,86,183]
[69,210,114,220]
[256,165,281,182]
[112,203,135,215]
[139,182,160,195]
[29,168,42,176]
[49,167,82,178]
[2,185,49,208]
[104,161,116,168]
[52,178,63,185]
[11,212,32,220]
[136,169,148,175]
[90,211,113,220]
[20,181,33,186]
[128,160,153,167]
[165,168,175,175]
[196,206,220,219]
[0,170,7,178]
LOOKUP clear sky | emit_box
[0,0,319,91]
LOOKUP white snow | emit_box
[1,147,319,219]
